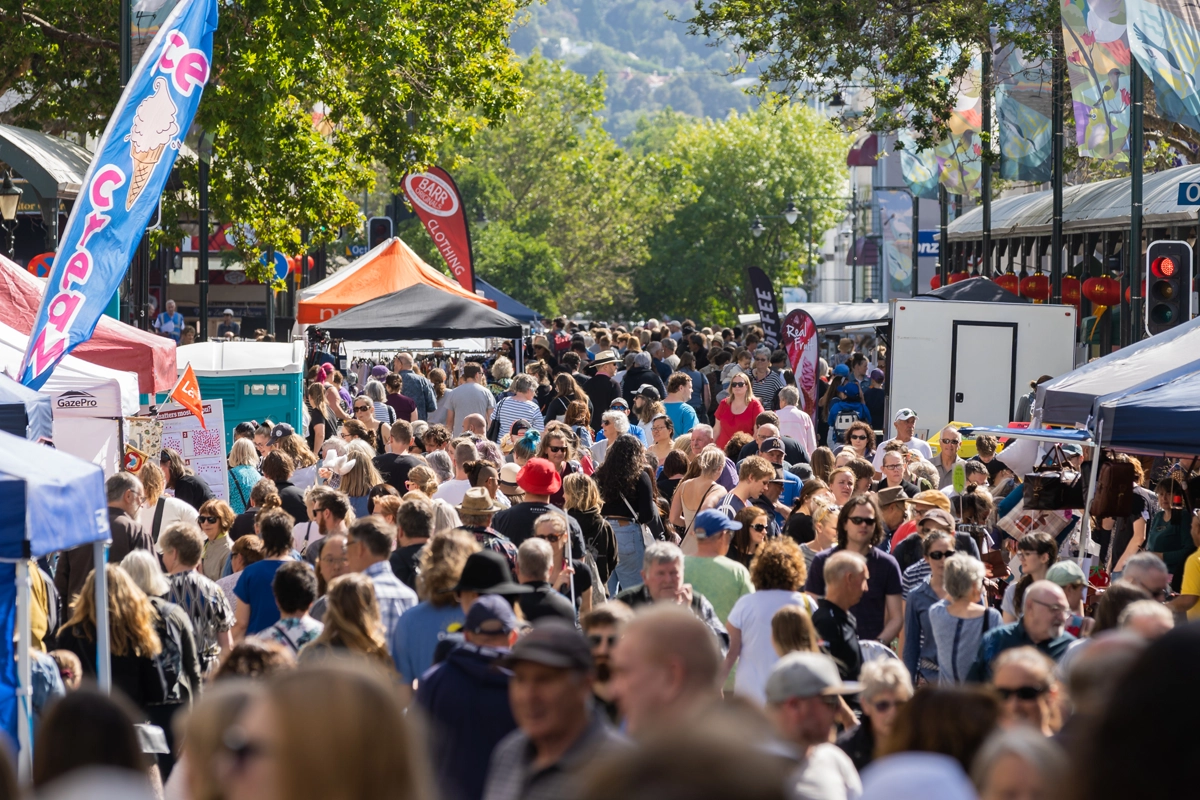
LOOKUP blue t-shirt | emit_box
[664,401,698,435]
[234,559,286,634]
[390,601,466,683]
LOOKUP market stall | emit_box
[0,374,51,441]
[1096,370,1200,458]
[319,283,523,341]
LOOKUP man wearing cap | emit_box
[631,384,661,432]
[458,487,520,574]
[484,620,625,800]
[873,408,934,471]
[1046,560,1095,639]
[874,486,911,548]
[615,542,729,651]
[492,458,588,557]
[933,426,968,490]
[897,507,981,597]
[683,510,755,624]
[756,437,802,516]
[736,421,809,469]
[887,488,951,553]
[765,652,864,800]
[515,538,577,623]
[418,595,520,800]
[621,351,666,408]
[217,309,240,338]
[582,350,623,433]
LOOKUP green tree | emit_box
[0,0,527,282]
[634,103,848,324]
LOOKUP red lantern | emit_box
[994,273,1019,294]
[1062,276,1081,306]
[1020,273,1051,301]
[930,274,942,290]
[948,271,971,284]
[1082,276,1120,306]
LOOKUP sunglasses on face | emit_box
[847,515,876,526]
[547,445,567,454]
[995,685,1048,701]
[730,382,748,388]
[870,698,906,714]
[587,634,618,648]
[197,515,219,524]
[940,439,960,445]
[748,523,768,532]
[927,550,954,560]
[354,405,372,412]
[849,434,867,441]
[535,534,564,543]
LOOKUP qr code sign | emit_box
[191,429,223,457]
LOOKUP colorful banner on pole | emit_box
[746,267,780,347]
[878,191,914,296]
[19,0,218,389]
[782,309,819,418]
[1062,0,1132,161]
[402,167,476,292]
[1127,0,1200,134]
[898,132,941,200]
[994,43,1053,182]
[935,48,984,199]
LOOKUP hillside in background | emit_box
[509,0,756,142]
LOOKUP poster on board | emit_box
[159,398,227,501]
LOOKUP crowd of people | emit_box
[11,316,1199,800]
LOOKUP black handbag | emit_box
[487,398,506,443]
[1024,444,1086,510]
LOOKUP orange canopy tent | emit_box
[297,237,494,325]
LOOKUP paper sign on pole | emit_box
[159,398,227,501]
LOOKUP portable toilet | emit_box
[175,341,305,445]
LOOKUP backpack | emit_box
[144,597,187,706]
[833,405,861,443]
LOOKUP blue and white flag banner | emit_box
[19,0,218,389]
[1127,0,1200,135]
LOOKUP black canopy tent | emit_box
[318,283,524,340]
[921,277,1030,304]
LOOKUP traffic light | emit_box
[1145,239,1193,336]
[367,216,393,250]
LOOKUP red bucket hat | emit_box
[517,457,562,496]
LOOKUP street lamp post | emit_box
[0,172,22,260]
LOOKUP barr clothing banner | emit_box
[1062,0,1132,161]
[878,191,914,297]
[159,398,227,501]
[1127,0,1200,134]
[935,48,984,199]
[403,167,476,292]
[19,0,218,389]
[782,309,819,418]
[994,43,1054,182]
[746,267,780,347]
[898,132,941,200]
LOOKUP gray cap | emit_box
[764,652,861,703]
[501,619,593,672]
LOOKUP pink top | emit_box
[714,397,764,450]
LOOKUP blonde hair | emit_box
[563,473,601,513]
[303,573,393,668]
[417,529,480,607]
[406,465,438,497]
[697,446,726,476]
[340,441,384,497]
[139,461,166,505]
[228,437,259,468]
[859,658,915,703]
[61,565,161,658]
[275,433,318,469]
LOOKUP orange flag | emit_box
[170,363,206,428]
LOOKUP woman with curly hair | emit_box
[489,355,515,399]
[838,420,877,462]
[298,573,394,669]
[595,434,661,594]
[536,425,581,507]
[273,433,320,490]
[721,537,818,705]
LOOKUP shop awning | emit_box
[0,255,176,394]
[0,124,91,202]
[923,277,1029,303]
[297,237,494,324]
[782,302,891,329]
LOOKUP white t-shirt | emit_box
[138,496,198,540]
[872,436,934,469]
[292,520,323,554]
[432,478,472,506]
[727,590,819,705]
[790,743,863,800]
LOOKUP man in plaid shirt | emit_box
[347,516,418,640]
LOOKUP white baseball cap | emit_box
[893,408,918,422]
[222,308,234,316]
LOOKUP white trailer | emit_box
[886,298,1077,439]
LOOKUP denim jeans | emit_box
[607,519,646,595]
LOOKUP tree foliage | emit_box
[634,104,849,324]
[0,0,527,283]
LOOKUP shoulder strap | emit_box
[620,491,639,520]
[151,498,167,541]
[229,467,249,510]
[982,609,993,634]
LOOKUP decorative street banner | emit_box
[782,309,819,418]
[935,48,984,199]
[746,267,780,347]
[19,0,218,389]
[898,131,941,200]
[878,191,914,297]
[994,43,1053,182]
[403,167,476,292]
[1127,0,1200,135]
[1062,0,1132,161]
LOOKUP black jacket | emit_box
[174,474,215,511]
[517,581,577,623]
[582,375,622,431]
[621,367,666,406]
[568,508,616,585]
[812,598,863,682]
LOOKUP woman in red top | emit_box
[713,372,764,450]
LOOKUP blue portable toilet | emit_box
[175,341,306,445]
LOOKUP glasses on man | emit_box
[535,533,564,543]
[995,685,1049,701]
[587,634,618,648]
[940,438,960,446]
[1028,598,1070,616]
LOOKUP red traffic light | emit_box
[1152,256,1176,278]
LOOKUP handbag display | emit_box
[1091,459,1137,518]
[1024,444,1085,510]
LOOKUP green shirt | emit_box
[684,555,755,623]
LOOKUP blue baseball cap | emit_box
[833,363,851,377]
[465,594,518,635]
[693,508,742,539]
[842,382,861,398]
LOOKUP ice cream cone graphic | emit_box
[125,77,180,210]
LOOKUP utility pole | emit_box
[1129,58,1145,343]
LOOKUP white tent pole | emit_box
[15,559,32,782]
[1078,420,1104,567]
[93,540,112,692]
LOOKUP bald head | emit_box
[462,413,487,436]
[610,605,722,737]
[395,352,414,369]
[1022,580,1070,643]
